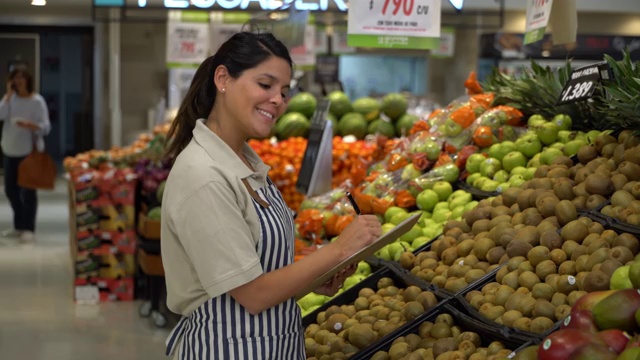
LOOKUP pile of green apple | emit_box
[374,183,478,262]
[465,114,606,194]
[298,260,375,318]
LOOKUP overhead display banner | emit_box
[94,0,348,12]
[347,0,441,50]
[166,11,210,68]
[524,0,554,45]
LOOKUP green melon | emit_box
[396,113,420,137]
[352,97,381,122]
[382,93,408,121]
[338,112,368,139]
[286,92,317,118]
[147,207,162,221]
[275,112,310,140]
[327,91,353,119]
[368,119,396,138]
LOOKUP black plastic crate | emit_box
[456,179,500,200]
[301,266,446,328]
[585,201,640,237]
[351,303,530,360]
[453,271,562,344]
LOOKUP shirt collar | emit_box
[192,119,270,180]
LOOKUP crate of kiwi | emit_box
[350,303,531,360]
[302,266,449,359]
[452,223,640,342]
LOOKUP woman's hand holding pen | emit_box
[332,215,382,261]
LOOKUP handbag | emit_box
[18,135,57,190]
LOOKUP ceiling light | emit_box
[31,0,46,5]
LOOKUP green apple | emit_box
[400,163,422,182]
[480,158,503,178]
[465,153,486,174]
[536,122,559,145]
[509,166,527,177]
[343,274,367,290]
[480,179,500,192]
[463,201,479,212]
[466,172,482,186]
[423,141,441,161]
[493,170,510,183]
[449,193,472,210]
[376,245,392,261]
[301,305,321,318]
[433,201,450,212]
[450,189,469,200]
[400,225,423,243]
[509,174,526,187]
[432,209,452,224]
[388,242,408,261]
[473,176,490,189]
[356,261,372,276]
[297,292,329,310]
[431,163,460,183]
[515,136,543,158]
[390,212,411,225]
[575,131,587,142]
[564,139,587,157]
[523,167,536,180]
[552,114,572,131]
[443,118,463,137]
[540,148,564,165]
[381,223,396,234]
[585,130,601,144]
[432,181,453,202]
[502,151,528,173]
[488,142,516,162]
[550,142,565,150]
[384,206,408,223]
[496,182,511,193]
[416,189,439,212]
[412,236,432,249]
[410,210,429,224]
[527,114,547,128]
[527,153,541,168]
[610,265,633,290]
[450,205,466,219]
[422,226,441,240]
[557,130,577,144]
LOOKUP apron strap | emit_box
[241,178,270,208]
[165,316,189,357]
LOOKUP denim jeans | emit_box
[3,155,37,232]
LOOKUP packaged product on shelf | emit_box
[74,277,135,303]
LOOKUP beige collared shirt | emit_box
[161,119,271,316]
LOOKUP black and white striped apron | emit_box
[165,178,305,359]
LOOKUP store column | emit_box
[109,8,122,148]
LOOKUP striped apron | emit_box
[165,178,305,359]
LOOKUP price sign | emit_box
[347,0,440,50]
[524,0,553,45]
[166,11,210,67]
[557,63,609,105]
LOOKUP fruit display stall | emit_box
[61,49,640,357]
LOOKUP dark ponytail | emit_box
[165,31,292,160]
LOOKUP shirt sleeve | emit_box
[34,95,51,137]
[173,180,264,299]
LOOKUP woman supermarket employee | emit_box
[160,32,382,359]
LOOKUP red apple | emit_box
[598,329,631,354]
[538,329,604,360]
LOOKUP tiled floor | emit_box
[0,178,171,359]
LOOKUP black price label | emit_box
[557,63,605,105]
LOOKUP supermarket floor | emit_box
[0,177,171,359]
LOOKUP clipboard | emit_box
[295,213,421,300]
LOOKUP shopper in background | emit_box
[161,31,381,359]
[0,68,51,243]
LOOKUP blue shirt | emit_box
[0,93,51,157]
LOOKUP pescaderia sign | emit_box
[94,0,347,12]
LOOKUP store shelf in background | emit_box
[137,211,161,240]
[351,303,531,360]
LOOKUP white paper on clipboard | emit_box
[295,213,421,300]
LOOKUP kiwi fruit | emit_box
[501,270,520,290]
[554,200,578,226]
[444,220,470,234]
[586,238,610,254]
[620,161,640,181]
[556,274,579,295]
[430,322,452,340]
[532,298,556,319]
[531,282,555,302]
[610,246,634,265]
[572,195,587,209]
[512,317,532,332]
[538,230,562,250]
[581,269,610,293]
[602,142,618,158]
[501,310,523,327]
[586,194,608,210]
[552,156,574,169]
[455,239,475,258]
[553,178,576,200]
[557,261,576,276]
[578,145,598,164]
[530,317,556,334]
[586,248,611,271]
[486,246,507,265]
[473,237,495,262]
[516,226,541,246]
[506,239,534,259]
[534,195,558,218]
[626,145,640,164]
[535,259,557,280]
[549,249,568,266]
[527,246,551,267]
[517,189,536,210]
[561,220,589,243]
[613,233,640,255]
[518,271,541,290]
[463,208,488,228]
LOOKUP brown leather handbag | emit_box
[18,136,57,190]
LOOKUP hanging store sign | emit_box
[94,0,347,12]
[524,0,553,45]
[166,11,210,67]
[347,0,441,50]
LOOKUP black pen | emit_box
[345,191,362,215]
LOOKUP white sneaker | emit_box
[1,229,22,238]
[20,231,35,243]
